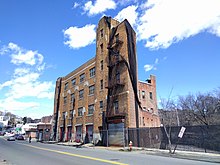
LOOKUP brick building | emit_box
[52,16,160,143]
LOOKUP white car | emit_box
[7,136,15,141]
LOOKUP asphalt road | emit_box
[0,137,218,165]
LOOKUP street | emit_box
[0,137,218,165]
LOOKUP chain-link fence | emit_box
[97,125,220,152]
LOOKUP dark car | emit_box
[7,136,15,141]
[16,135,24,140]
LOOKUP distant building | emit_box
[41,115,52,123]
[22,123,37,139]
[36,123,52,142]
[52,16,160,144]
[0,116,10,127]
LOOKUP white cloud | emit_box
[114,5,138,27]
[144,64,154,72]
[14,68,30,76]
[144,58,159,72]
[137,0,220,49]
[6,80,54,99]
[0,98,39,111]
[83,0,116,16]
[0,80,13,90]
[73,2,80,8]
[11,50,43,66]
[14,72,40,84]
[2,42,44,65]
[64,24,96,49]
[0,43,54,114]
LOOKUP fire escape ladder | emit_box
[106,34,125,119]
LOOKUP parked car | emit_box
[16,135,24,140]
[7,136,15,141]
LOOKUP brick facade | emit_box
[52,16,160,143]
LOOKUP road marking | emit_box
[20,143,128,165]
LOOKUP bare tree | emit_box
[159,96,178,153]
[177,90,220,152]
[178,92,220,126]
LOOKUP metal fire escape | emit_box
[106,34,126,122]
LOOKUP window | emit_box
[100,44,103,53]
[100,29,103,38]
[79,89,84,99]
[116,71,120,83]
[89,85,95,95]
[88,104,94,115]
[115,53,119,62]
[142,91,145,99]
[71,93,75,103]
[100,79,103,90]
[150,108,154,113]
[115,33,119,42]
[64,82,68,90]
[70,110,73,119]
[100,101,103,109]
[138,90,141,99]
[89,67,96,78]
[62,112,66,119]
[78,107,83,117]
[149,92,153,100]
[71,78,76,86]
[64,96,67,104]
[80,73,85,83]
[114,100,119,114]
[100,60,103,70]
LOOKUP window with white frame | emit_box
[78,107,83,117]
[80,73,85,83]
[88,104,94,115]
[64,82,68,90]
[79,89,84,99]
[89,67,95,78]
[114,100,119,114]
[89,85,95,95]
[142,91,145,99]
[71,78,76,86]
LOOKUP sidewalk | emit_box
[56,141,220,163]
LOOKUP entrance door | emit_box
[75,125,82,143]
[60,127,65,142]
[67,126,72,141]
[86,125,93,143]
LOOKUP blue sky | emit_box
[0,0,220,119]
